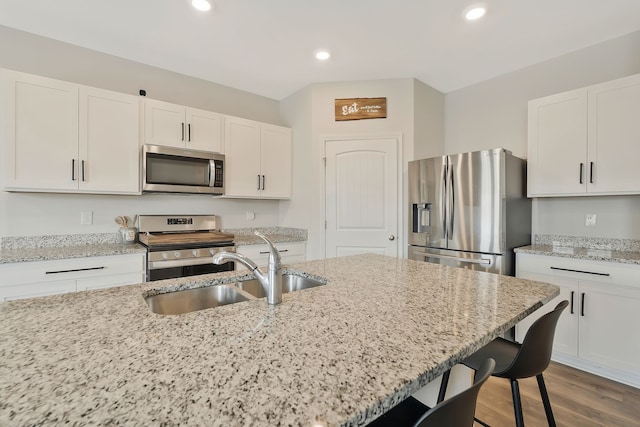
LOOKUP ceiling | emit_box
[1,0,640,100]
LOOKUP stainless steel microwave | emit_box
[142,144,224,195]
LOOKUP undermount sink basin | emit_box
[145,285,253,315]
[235,274,326,298]
[145,274,327,315]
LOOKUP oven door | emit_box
[148,260,234,281]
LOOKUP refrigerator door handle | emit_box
[413,251,491,265]
[448,159,454,239]
[441,162,447,239]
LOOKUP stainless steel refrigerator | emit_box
[408,148,531,275]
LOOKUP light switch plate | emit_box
[585,213,597,227]
[81,211,93,225]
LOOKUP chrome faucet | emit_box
[212,231,283,305]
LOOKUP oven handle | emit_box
[149,258,226,270]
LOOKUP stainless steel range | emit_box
[137,215,235,281]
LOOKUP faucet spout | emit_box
[212,231,283,305]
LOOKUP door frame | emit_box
[321,133,404,259]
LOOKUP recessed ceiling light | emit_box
[192,0,212,12]
[315,50,331,61]
[463,3,487,21]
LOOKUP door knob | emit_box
[388,235,395,241]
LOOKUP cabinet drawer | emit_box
[0,253,146,286]
[0,280,77,301]
[77,272,145,291]
[235,242,306,269]
[517,253,640,289]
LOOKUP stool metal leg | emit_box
[536,373,557,427]
[437,369,451,404]
[510,379,525,427]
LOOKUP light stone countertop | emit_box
[0,228,306,264]
[515,244,640,265]
[0,254,559,426]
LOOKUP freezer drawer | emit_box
[409,246,504,275]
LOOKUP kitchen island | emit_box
[0,254,558,426]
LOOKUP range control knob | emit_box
[174,251,181,258]
[161,253,169,260]
[209,249,216,255]
[192,250,199,257]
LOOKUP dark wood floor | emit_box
[474,362,640,426]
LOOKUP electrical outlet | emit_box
[585,213,597,227]
[81,211,93,225]
[246,211,256,221]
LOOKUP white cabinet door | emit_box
[515,270,579,357]
[224,116,262,197]
[79,87,140,194]
[2,70,79,191]
[0,280,77,301]
[527,89,587,197]
[261,124,292,198]
[578,281,640,374]
[587,74,640,194]
[77,272,145,291]
[143,99,185,148]
[186,108,223,153]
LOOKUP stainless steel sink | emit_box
[145,285,254,315]
[235,274,326,298]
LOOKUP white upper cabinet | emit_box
[224,116,292,199]
[79,86,140,193]
[1,70,140,194]
[2,70,79,191]
[143,98,223,153]
[528,73,640,197]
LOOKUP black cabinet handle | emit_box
[257,174,261,190]
[81,160,86,181]
[570,291,575,314]
[262,175,265,190]
[188,123,191,141]
[550,266,610,276]
[590,162,594,184]
[581,292,586,317]
[181,122,185,141]
[71,159,76,181]
[46,266,105,274]
[579,163,584,184]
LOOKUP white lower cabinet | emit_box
[235,241,306,270]
[516,253,640,388]
[0,253,146,301]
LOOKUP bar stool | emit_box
[440,300,569,427]
[367,358,495,427]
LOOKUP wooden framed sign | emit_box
[335,97,387,121]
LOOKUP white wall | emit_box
[445,30,640,239]
[280,78,444,260]
[0,25,283,238]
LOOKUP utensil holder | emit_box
[119,227,138,244]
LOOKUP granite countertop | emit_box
[0,243,147,264]
[0,254,558,426]
[515,245,640,265]
[0,228,307,264]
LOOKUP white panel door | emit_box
[325,137,398,258]
[261,124,292,198]
[186,108,223,153]
[79,87,140,193]
[2,70,78,191]
[527,89,587,196]
[587,74,640,193]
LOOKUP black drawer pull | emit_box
[259,249,289,254]
[46,266,105,274]
[581,292,586,317]
[550,266,610,276]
